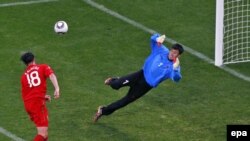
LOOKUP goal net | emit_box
[215,0,250,66]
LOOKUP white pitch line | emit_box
[0,0,58,8]
[0,127,25,141]
[83,0,250,82]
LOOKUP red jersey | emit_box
[21,64,54,102]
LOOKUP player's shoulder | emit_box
[158,44,169,53]
[37,64,52,70]
[163,45,169,50]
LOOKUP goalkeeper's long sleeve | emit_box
[171,66,182,82]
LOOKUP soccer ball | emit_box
[54,21,68,34]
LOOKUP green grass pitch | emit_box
[0,0,250,140]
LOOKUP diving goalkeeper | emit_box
[94,33,184,122]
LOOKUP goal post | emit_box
[215,0,224,66]
[215,0,250,66]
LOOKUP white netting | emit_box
[223,0,250,64]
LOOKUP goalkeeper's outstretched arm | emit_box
[150,34,166,50]
[171,58,182,82]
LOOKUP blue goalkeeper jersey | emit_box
[143,34,182,87]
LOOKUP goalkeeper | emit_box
[94,33,184,122]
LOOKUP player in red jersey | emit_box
[20,52,60,141]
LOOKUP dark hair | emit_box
[171,43,184,55]
[20,52,34,65]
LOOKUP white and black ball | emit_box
[54,21,68,34]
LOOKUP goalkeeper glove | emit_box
[173,58,180,70]
[156,35,166,44]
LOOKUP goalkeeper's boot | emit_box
[93,106,104,123]
[104,77,118,85]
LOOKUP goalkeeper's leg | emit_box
[93,70,152,122]
[102,74,152,115]
[105,70,143,90]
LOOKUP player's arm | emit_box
[171,58,182,82]
[150,33,166,51]
[171,68,182,82]
[49,73,60,99]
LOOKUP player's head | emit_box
[172,44,184,55]
[168,44,184,60]
[20,52,35,66]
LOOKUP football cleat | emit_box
[93,106,104,123]
[104,77,118,85]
